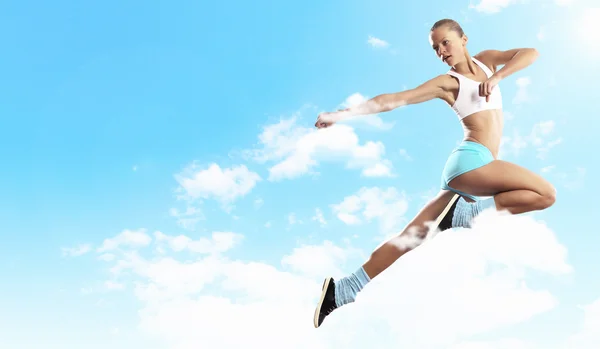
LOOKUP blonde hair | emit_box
[430,19,465,37]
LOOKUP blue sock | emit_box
[451,197,471,228]
[334,266,371,307]
[452,197,496,228]
[473,197,496,215]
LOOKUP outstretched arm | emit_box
[476,48,539,80]
[315,75,448,128]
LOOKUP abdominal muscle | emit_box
[441,75,504,158]
[459,109,504,159]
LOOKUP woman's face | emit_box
[430,27,467,66]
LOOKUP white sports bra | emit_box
[446,57,503,120]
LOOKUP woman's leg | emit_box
[448,160,556,214]
[362,189,458,279]
[314,190,458,328]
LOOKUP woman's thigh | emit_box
[448,160,556,197]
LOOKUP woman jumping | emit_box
[313,18,557,328]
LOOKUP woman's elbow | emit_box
[527,47,540,60]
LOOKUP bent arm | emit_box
[476,48,539,80]
[325,76,447,123]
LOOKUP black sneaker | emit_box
[313,277,338,328]
[438,195,460,231]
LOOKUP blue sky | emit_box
[2,0,599,348]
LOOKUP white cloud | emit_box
[79,210,573,349]
[105,280,125,290]
[169,205,204,231]
[499,130,528,159]
[97,229,152,253]
[350,212,571,348]
[361,162,393,177]
[499,120,561,160]
[416,186,439,207]
[504,111,516,121]
[529,120,562,160]
[136,262,321,349]
[537,26,546,41]
[287,213,302,226]
[331,187,409,236]
[98,253,115,262]
[337,93,395,131]
[467,210,571,275]
[367,35,390,49]
[154,231,243,255]
[531,120,555,138]
[469,0,519,14]
[470,0,570,13]
[249,114,312,163]
[61,244,92,257]
[399,148,413,161]
[98,231,244,302]
[555,0,574,6]
[536,137,562,160]
[513,77,532,105]
[567,297,600,348]
[552,166,586,191]
[450,338,535,349]
[312,208,327,227]
[574,8,600,57]
[249,115,394,181]
[541,165,555,173]
[174,163,261,212]
[537,165,585,191]
[281,241,362,278]
[564,167,586,190]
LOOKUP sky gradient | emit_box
[1,0,599,348]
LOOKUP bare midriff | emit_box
[459,109,504,159]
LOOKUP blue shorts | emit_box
[440,141,494,201]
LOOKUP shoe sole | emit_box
[432,193,460,232]
[313,276,332,328]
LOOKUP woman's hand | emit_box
[479,75,501,102]
[315,111,342,129]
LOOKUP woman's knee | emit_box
[539,183,557,209]
[528,178,557,210]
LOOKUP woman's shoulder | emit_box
[429,73,460,91]
[473,51,498,73]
